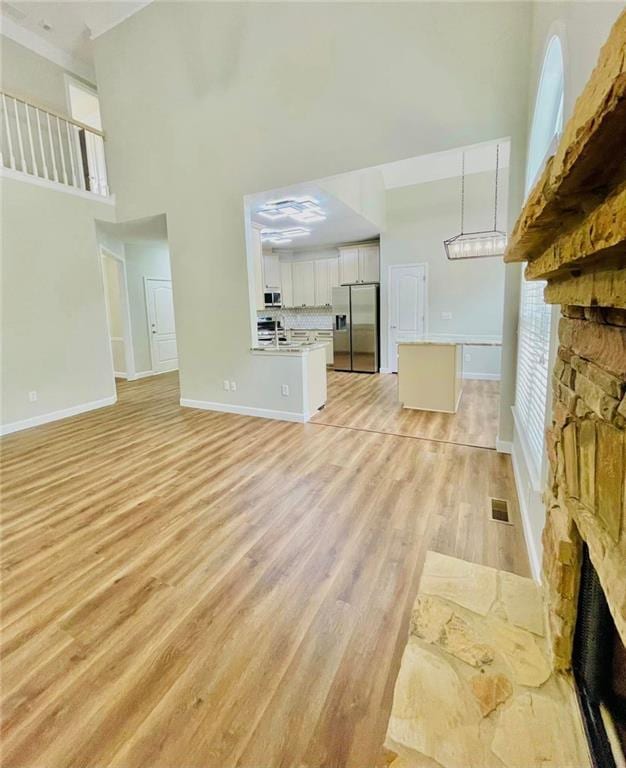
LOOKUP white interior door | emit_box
[146,279,178,373]
[389,264,426,373]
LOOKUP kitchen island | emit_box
[397,339,501,413]
[251,342,327,418]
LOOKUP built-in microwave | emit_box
[264,291,281,308]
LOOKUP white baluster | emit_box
[55,116,68,185]
[25,103,38,176]
[91,132,102,194]
[35,108,49,179]
[46,112,58,181]
[73,126,85,189]
[65,121,77,187]
[12,97,26,172]
[2,93,16,169]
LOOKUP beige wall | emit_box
[0,35,95,115]
[381,169,509,376]
[102,254,126,374]
[1,176,116,429]
[93,1,532,413]
[124,242,173,374]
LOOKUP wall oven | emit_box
[264,291,282,308]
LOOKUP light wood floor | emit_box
[312,371,500,449]
[1,372,529,768]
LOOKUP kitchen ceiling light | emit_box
[261,227,311,245]
[258,197,326,223]
[443,143,507,260]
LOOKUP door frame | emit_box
[143,277,178,374]
[387,262,428,373]
[100,246,136,381]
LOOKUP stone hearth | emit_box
[382,551,589,768]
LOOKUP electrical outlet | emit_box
[28,390,37,402]
[223,380,230,391]
[441,312,452,320]
[464,353,471,362]
[281,384,289,397]
[230,381,237,392]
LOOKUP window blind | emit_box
[514,276,552,483]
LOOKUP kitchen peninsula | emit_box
[251,342,328,418]
[397,339,502,413]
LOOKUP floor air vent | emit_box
[490,498,511,524]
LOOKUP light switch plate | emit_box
[281,384,289,396]
[441,312,452,320]
[223,380,230,391]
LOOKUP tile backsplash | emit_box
[258,307,333,330]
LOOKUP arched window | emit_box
[515,34,565,486]
[526,36,565,192]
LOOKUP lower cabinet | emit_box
[288,329,334,365]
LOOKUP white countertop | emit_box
[251,342,327,356]
[398,338,502,347]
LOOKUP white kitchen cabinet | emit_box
[280,261,293,308]
[339,244,380,284]
[328,257,340,290]
[263,250,281,289]
[314,330,334,365]
[358,245,380,283]
[292,261,316,307]
[314,260,332,307]
[339,247,359,285]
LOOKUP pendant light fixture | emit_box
[444,143,507,260]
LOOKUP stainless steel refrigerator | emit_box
[332,284,379,373]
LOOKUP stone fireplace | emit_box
[504,10,626,765]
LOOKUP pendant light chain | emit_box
[493,143,500,231]
[460,151,465,235]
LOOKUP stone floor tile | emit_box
[420,551,497,616]
[499,571,545,636]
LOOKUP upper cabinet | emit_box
[358,245,380,283]
[280,261,293,308]
[314,260,331,307]
[292,261,316,307]
[339,247,359,285]
[339,244,379,284]
[263,250,281,289]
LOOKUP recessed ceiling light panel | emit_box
[258,198,326,224]
[260,227,311,245]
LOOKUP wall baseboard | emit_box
[379,367,393,374]
[128,370,156,380]
[1,395,117,436]
[180,398,310,423]
[511,440,542,582]
[463,372,501,381]
[495,437,513,454]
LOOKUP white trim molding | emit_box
[1,395,116,436]
[462,372,501,381]
[495,437,513,455]
[129,370,156,380]
[180,398,311,424]
[511,437,543,582]
[1,166,115,205]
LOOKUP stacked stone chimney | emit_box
[504,11,626,671]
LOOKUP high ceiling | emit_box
[1,1,152,80]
